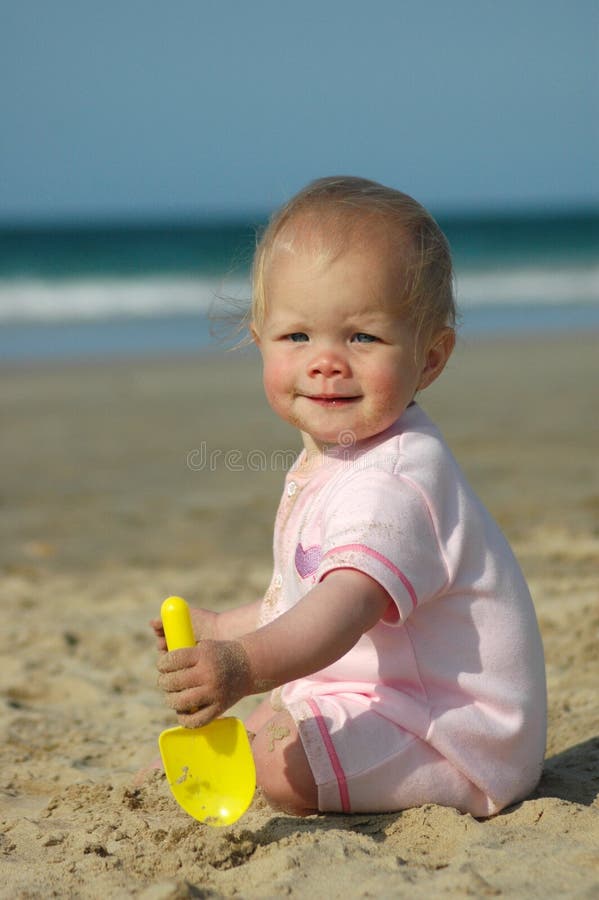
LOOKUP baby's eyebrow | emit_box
[346,313,393,329]
[268,316,308,331]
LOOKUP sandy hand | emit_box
[156,639,251,728]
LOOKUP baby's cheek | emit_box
[377,365,416,405]
[262,359,290,407]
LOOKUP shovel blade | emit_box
[159,717,256,826]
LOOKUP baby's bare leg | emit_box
[131,754,163,787]
[245,696,279,735]
[251,710,318,816]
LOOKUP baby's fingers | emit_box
[157,664,200,694]
[150,618,167,651]
[163,684,213,721]
[156,647,198,673]
[176,702,220,729]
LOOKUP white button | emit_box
[287,481,297,497]
[273,573,283,588]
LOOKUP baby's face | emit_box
[253,234,430,453]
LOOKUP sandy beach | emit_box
[1,332,598,898]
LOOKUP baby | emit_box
[152,176,547,817]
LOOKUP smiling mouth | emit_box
[304,395,361,407]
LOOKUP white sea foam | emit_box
[457,264,599,307]
[0,275,250,323]
[0,265,597,323]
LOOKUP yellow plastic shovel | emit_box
[158,596,256,826]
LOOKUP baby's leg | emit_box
[245,696,279,736]
[251,710,318,816]
[133,702,318,812]
[131,754,163,786]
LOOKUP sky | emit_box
[1,0,598,223]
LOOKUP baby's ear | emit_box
[418,328,455,391]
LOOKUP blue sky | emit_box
[1,0,597,222]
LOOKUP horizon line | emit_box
[1,201,598,232]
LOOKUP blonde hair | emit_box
[251,175,456,349]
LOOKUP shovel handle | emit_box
[161,596,196,651]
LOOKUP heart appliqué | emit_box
[294,543,322,579]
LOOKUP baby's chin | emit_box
[302,423,390,452]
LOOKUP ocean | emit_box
[0,212,597,363]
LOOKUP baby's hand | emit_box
[150,607,220,651]
[156,639,251,728]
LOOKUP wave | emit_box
[457,264,599,307]
[0,264,597,323]
[0,275,250,323]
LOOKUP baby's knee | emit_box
[252,713,318,816]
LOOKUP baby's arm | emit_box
[240,570,388,690]
[157,569,389,727]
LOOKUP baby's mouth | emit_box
[304,394,361,407]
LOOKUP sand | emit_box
[1,333,598,898]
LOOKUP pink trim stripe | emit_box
[323,543,418,611]
[306,698,350,813]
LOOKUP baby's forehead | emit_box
[270,209,411,269]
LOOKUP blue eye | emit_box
[352,333,378,343]
[287,332,309,342]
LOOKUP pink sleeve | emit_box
[315,468,450,622]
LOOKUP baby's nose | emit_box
[308,350,350,378]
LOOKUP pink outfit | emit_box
[259,404,547,816]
